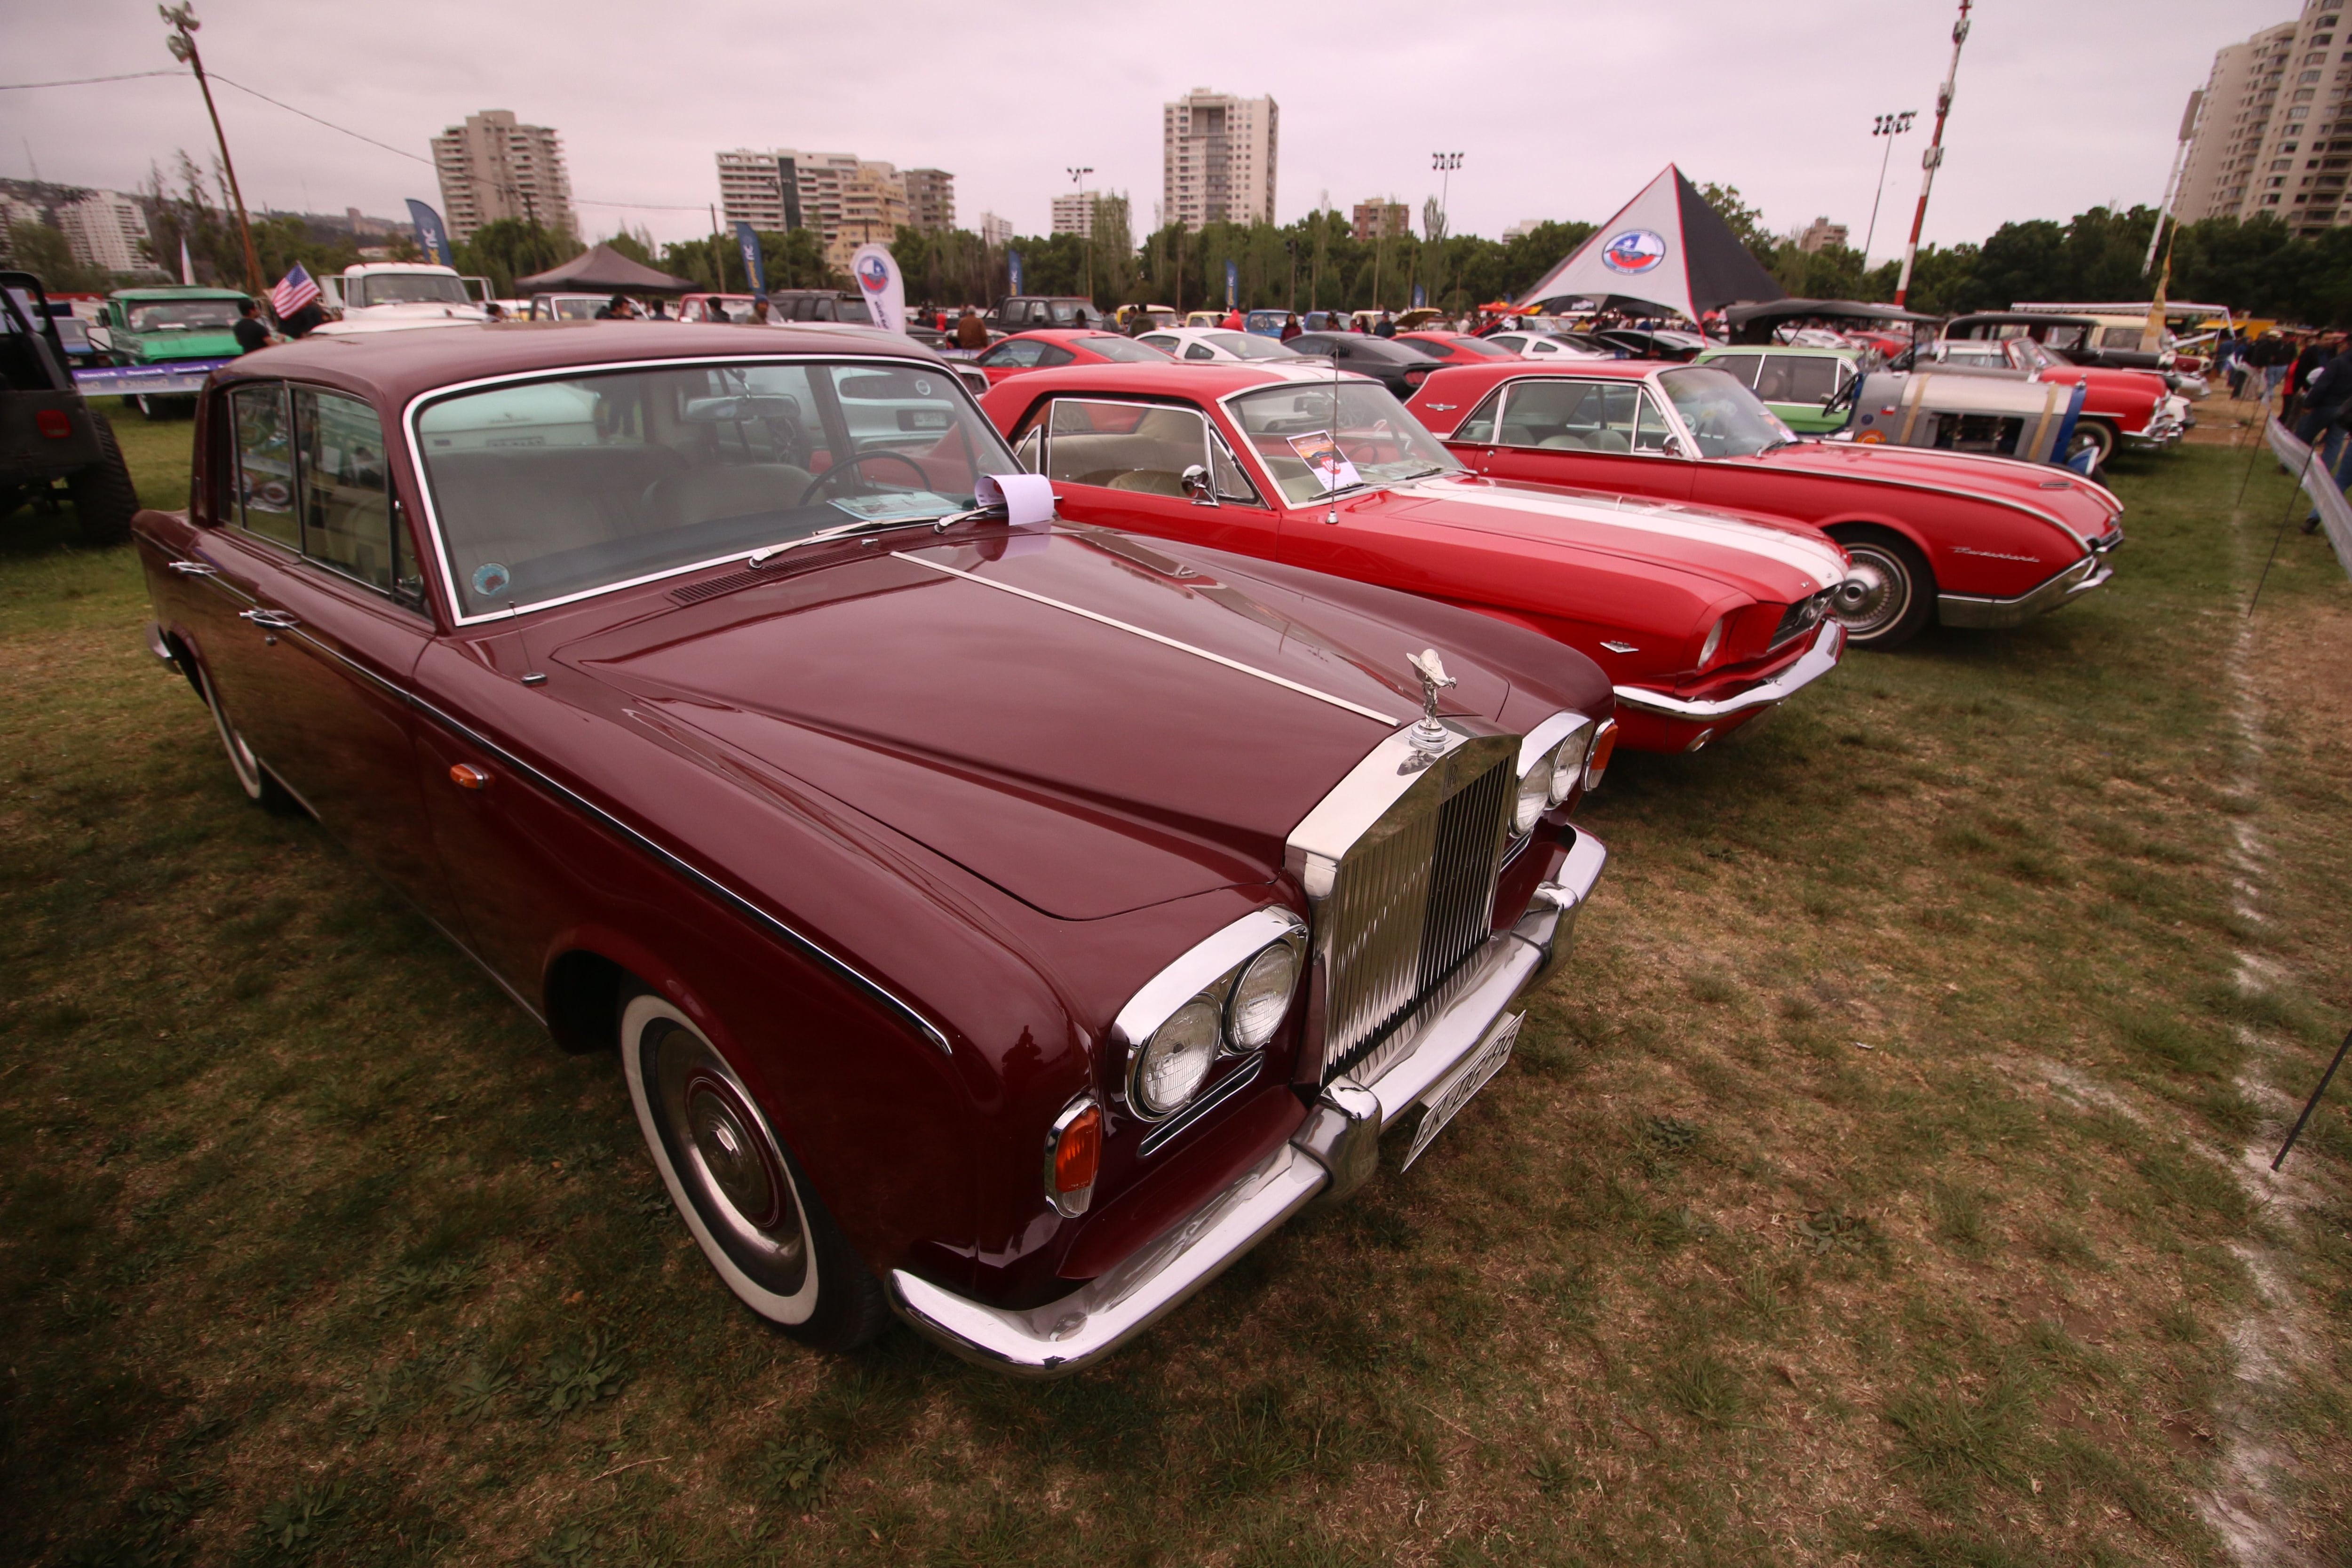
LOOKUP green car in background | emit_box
[1691,344,1877,435]
[92,287,252,419]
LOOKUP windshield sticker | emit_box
[827,491,957,523]
[1286,431,1361,492]
[471,562,512,597]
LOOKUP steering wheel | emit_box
[797,449,934,507]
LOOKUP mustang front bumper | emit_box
[887,829,1609,1377]
[1609,620,1845,723]
[1938,548,2113,629]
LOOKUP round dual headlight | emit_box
[1132,998,1221,1116]
[1514,752,1555,836]
[1226,940,1301,1050]
[1547,728,1589,806]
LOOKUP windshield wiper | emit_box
[744,501,999,568]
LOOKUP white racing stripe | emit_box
[900,552,1403,726]
[1411,480,1848,587]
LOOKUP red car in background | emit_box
[1397,332,1520,368]
[982,361,1854,755]
[1915,336,2190,472]
[1404,359,2124,649]
[969,329,1173,387]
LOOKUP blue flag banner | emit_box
[1225,259,1238,309]
[1413,283,1426,309]
[405,199,455,268]
[733,222,766,294]
[1007,249,1024,296]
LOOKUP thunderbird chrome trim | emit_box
[1937,553,2111,629]
[1611,620,1844,721]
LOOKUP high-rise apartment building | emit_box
[978,212,1013,247]
[1797,216,1850,253]
[1162,88,1279,231]
[1352,199,1410,240]
[57,190,151,274]
[2177,0,2352,234]
[430,111,577,242]
[1050,190,1099,238]
[716,150,918,244]
[903,168,955,234]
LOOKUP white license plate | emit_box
[1400,1011,1523,1171]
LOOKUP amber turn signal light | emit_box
[449,763,492,790]
[1583,718,1618,792]
[1045,1099,1101,1217]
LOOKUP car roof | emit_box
[983,359,1369,402]
[1001,328,1131,342]
[212,320,947,406]
[112,287,249,301]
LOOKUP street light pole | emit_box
[161,3,265,299]
[1068,165,1094,304]
[1430,152,1462,313]
[1895,0,1972,308]
[1862,111,1915,262]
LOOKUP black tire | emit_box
[2065,419,2115,475]
[65,416,139,547]
[619,982,890,1351]
[1826,526,1935,650]
[191,657,302,814]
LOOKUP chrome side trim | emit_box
[901,552,1400,725]
[1936,555,2109,629]
[1611,620,1845,721]
[885,828,1606,1378]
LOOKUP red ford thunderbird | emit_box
[981,361,1853,754]
[130,322,1615,1375]
[1405,359,2126,650]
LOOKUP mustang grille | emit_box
[1771,589,1833,649]
[1319,755,1511,1084]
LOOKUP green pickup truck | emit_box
[93,287,251,418]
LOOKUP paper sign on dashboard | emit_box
[1287,430,1360,493]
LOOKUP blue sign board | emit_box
[1007,250,1024,296]
[1224,260,1238,309]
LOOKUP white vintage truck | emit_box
[313,263,494,334]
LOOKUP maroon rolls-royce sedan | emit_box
[132,322,1614,1375]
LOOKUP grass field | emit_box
[2,401,2349,1566]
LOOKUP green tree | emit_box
[453,219,583,297]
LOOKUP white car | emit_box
[1483,330,1617,361]
[314,263,492,335]
[1135,327,1314,364]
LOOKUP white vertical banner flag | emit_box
[851,243,906,334]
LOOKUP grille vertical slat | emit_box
[1318,754,1513,1084]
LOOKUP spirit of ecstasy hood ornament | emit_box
[1406,648,1455,752]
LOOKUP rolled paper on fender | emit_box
[977,472,1056,529]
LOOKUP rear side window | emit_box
[229,383,300,549]
[294,388,397,593]
[1702,353,1761,388]
[1044,398,1210,497]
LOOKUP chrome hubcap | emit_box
[647,1021,807,1293]
[1830,548,1909,640]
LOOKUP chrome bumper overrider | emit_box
[1937,553,2112,629]
[1610,620,1845,722]
[887,829,1609,1377]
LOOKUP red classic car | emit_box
[1405,360,2126,650]
[980,362,1853,755]
[1396,331,1521,367]
[1915,335,2190,471]
[130,322,1615,1374]
[969,329,1173,387]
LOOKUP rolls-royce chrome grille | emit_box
[1290,731,1516,1087]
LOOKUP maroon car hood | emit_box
[562,528,1506,920]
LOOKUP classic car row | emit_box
[122,310,2126,1377]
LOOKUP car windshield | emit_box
[1225,382,1461,504]
[1658,366,1796,458]
[354,273,471,308]
[127,300,241,331]
[1082,335,1175,362]
[414,358,1021,617]
[1207,331,1295,360]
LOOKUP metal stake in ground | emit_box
[2247,420,2326,618]
[2272,1026,2352,1170]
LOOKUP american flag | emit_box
[270,263,321,318]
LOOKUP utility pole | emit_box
[1895,0,1971,308]
[1068,166,1094,304]
[161,4,264,298]
[1862,111,1915,261]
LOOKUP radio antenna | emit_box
[1327,311,1343,525]
[509,600,548,685]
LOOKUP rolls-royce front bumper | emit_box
[887,828,1609,1377]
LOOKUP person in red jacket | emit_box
[1220,307,1244,331]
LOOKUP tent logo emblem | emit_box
[1600,229,1667,274]
[856,254,891,294]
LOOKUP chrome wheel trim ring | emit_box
[621,994,819,1321]
[2067,424,2110,466]
[1829,544,1911,641]
[196,662,267,801]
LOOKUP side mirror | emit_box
[1180,464,1219,506]
[1661,435,1687,459]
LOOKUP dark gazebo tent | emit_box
[1722,299,1942,344]
[1515,164,1785,324]
[516,243,697,296]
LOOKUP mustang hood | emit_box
[564,528,1511,920]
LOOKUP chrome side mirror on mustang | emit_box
[1181,464,1220,506]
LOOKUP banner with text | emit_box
[405,199,455,268]
[733,223,766,294]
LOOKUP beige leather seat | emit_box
[642,464,814,529]
[1048,406,1206,491]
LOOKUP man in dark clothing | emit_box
[1373,311,1396,338]
[2283,333,2330,421]
[955,309,989,350]
[594,294,635,320]
[233,298,270,354]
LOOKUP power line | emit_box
[0,70,184,90]
[208,73,431,165]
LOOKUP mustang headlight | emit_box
[1697,615,1727,669]
[1133,1001,1220,1116]
[1113,907,1308,1124]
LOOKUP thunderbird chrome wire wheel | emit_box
[1827,530,1933,649]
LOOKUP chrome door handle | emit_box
[167,559,219,576]
[239,608,300,629]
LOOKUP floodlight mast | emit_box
[1894,0,1972,309]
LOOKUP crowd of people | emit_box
[2219,326,2352,533]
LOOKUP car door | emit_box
[1027,396,1280,558]
[198,379,455,920]
[1460,378,1695,502]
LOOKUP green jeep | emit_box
[95,286,251,419]
[1691,344,1876,435]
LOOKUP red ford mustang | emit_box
[981,361,1854,754]
[968,329,1173,387]
[1397,331,1521,367]
[1404,359,2125,650]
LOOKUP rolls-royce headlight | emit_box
[1547,728,1589,805]
[1514,753,1555,836]
[1132,999,1220,1116]
[1226,940,1302,1050]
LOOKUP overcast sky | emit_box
[2,0,2291,263]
